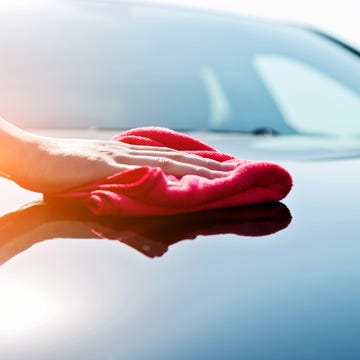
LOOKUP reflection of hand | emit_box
[0,201,96,266]
[0,200,291,266]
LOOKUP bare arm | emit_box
[0,117,235,194]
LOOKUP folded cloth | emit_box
[49,127,293,216]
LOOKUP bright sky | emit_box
[147,0,360,49]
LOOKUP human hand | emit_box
[13,135,236,193]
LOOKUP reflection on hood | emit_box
[0,199,292,266]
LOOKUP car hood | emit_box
[31,128,360,161]
[0,131,360,359]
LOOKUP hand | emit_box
[11,135,236,194]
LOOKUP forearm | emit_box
[0,117,39,180]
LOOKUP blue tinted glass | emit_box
[0,2,359,135]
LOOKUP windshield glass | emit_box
[0,2,359,136]
[254,55,360,136]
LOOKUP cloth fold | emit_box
[50,127,293,216]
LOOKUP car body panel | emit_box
[1,132,360,359]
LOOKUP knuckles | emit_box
[157,157,174,170]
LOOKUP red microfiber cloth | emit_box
[51,127,293,216]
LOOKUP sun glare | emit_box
[0,280,58,337]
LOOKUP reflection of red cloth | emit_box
[52,127,293,216]
[92,203,292,258]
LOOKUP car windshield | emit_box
[0,2,359,136]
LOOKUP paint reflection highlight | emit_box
[0,280,58,337]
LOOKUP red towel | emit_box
[51,127,293,216]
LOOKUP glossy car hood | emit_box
[1,132,360,360]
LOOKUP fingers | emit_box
[115,144,236,171]
[157,160,230,179]
[108,142,237,178]
[124,150,233,170]
[126,144,175,153]
[114,155,230,179]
